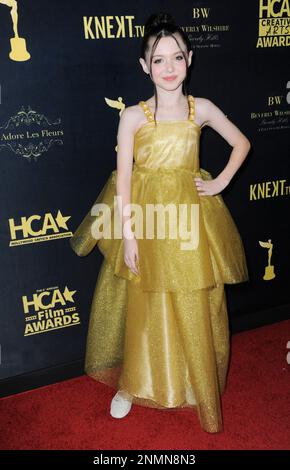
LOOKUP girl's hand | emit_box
[194,175,230,196]
[124,237,140,276]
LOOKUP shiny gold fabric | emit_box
[70,95,249,433]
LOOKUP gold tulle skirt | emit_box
[70,167,249,433]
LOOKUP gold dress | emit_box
[69,95,249,433]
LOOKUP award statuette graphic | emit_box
[259,239,276,280]
[1,0,30,61]
[104,97,125,152]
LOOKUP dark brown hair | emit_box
[140,12,193,124]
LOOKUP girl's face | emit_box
[140,34,192,92]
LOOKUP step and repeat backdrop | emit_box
[0,1,289,383]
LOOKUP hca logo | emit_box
[9,210,72,245]
[22,286,76,314]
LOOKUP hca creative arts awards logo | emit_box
[257,0,290,47]
[22,286,80,336]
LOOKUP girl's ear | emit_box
[139,57,150,75]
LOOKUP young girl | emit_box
[70,12,250,434]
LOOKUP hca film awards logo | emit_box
[22,286,80,336]
[0,107,64,161]
[0,0,30,61]
[9,210,72,247]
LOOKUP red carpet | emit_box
[1,319,289,450]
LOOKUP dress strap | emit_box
[138,95,195,122]
[188,95,195,121]
[138,101,154,122]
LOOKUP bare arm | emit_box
[116,106,136,237]
[116,106,140,275]
[195,98,251,195]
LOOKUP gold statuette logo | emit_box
[1,0,30,61]
[259,238,276,280]
[105,96,126,152]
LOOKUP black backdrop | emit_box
[0,0,289,393]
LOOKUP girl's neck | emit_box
[148,92,188,109]
[147,92,190,120]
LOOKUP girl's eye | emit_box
[153,55,184,64]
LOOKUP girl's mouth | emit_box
[163,76,177,81]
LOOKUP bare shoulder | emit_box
[117,103,144,138]
[195,97,251,147]
[194,97,209,112]
[195,97,225,112]
[194,97,227,128]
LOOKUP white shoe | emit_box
[110,391,133,418]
